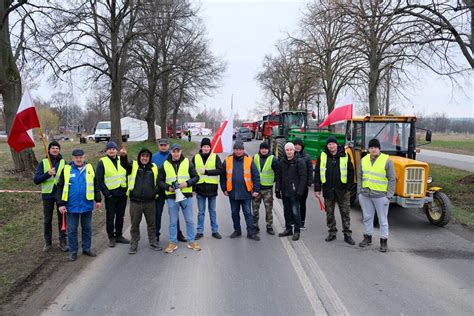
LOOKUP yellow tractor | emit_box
[346,115,452,226]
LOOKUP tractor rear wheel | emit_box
[274,138,286,159]
[424,191,452,227]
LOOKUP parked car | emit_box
[236,127,253,142]
[0,131,7,143]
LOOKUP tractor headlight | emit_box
[427,176,433,184]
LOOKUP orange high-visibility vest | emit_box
[225,155,253,192]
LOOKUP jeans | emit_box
[282,196,301,233]
[43,199,67,244]
[167,198,195,243]
[105,195,127,238]
[67,211,92,254]
[196,194,218,234]
[359,194,389,239]
[229,198,254,235]
[156,195,181,239]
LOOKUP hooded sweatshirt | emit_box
[295,145,313,187]
[120,148,159,203]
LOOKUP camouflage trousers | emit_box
[252,188,274,228]
[325,191,352,236]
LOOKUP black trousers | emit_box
[43,198,67,244]
[105,195,127,238]
[299,186,309,224]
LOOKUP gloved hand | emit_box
[275,191,282,199]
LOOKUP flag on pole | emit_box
[319,93,353,128]
[211,111,233,153]
[7,89,41,152]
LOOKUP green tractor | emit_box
[265,110,345,161]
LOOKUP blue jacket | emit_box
[33,154,64,200]
[56,162,101,213]
[220,154,260,200]
[152,150,170,168]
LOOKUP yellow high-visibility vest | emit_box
[361,153,389,192]
[164,158,193,195]
[41,158,65,194]
[100,156,127,190]
[319,152,348,184]
[195,153,219,184]
[253,154,275,186]
[127,161,158,196]
[61,164,95,201]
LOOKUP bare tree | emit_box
[294,0,362,115]
[32,0,140,145]
[0,0,38,172]
[395,0,473,69]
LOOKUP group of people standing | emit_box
[34,134,395,262]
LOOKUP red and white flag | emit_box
[319,93,353,128]
[211,111,233,153]
[7,89,41,152]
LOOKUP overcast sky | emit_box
[197,0,473,119]
[31,0,473,119]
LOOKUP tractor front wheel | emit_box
[274,138,286,159]
[424,191,452,227]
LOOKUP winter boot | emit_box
[359,234,372,247]
[344,234,355,245]
[379,238,388,252]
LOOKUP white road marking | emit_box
[273,200,349,316]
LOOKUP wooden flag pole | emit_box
[38,126,52,167]
[203,134,222,170]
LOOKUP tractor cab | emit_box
[273,111,306,139]
[346,116,431,160]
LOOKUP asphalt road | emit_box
[417,149,474,172]
[42,138,474,315]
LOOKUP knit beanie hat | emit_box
[259,142,270,149]
[368,138,381,149]
[201,137,212,147]
[326,136,338,145]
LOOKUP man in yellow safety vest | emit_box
[34,141,68,252]
[96,141,129,247]
[192,138,223,240]
[358,138,396,252]
[158,143,200,254]
[252,141,279,235]
[314,136,355,245]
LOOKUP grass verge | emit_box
[429,164,474,227]
[0,139,196,306]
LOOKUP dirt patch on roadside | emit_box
[458,174,474,185]
[0,214,108,315]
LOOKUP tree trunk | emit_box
[0,1,37,172]
[160,72,170,138]
[110,76,122,145]
[146,78,157,142]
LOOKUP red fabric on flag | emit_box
[318,104,352,128]
[211,120,228,153]
[211,111,233,154]
[7,90,41,152]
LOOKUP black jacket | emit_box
[296,149,313,187]
[276,154,307,198]
[157,154,199,199]
[96,155,127,198]
[191,151,223,197]
[313,146,354,201]
[120,148,159,203]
